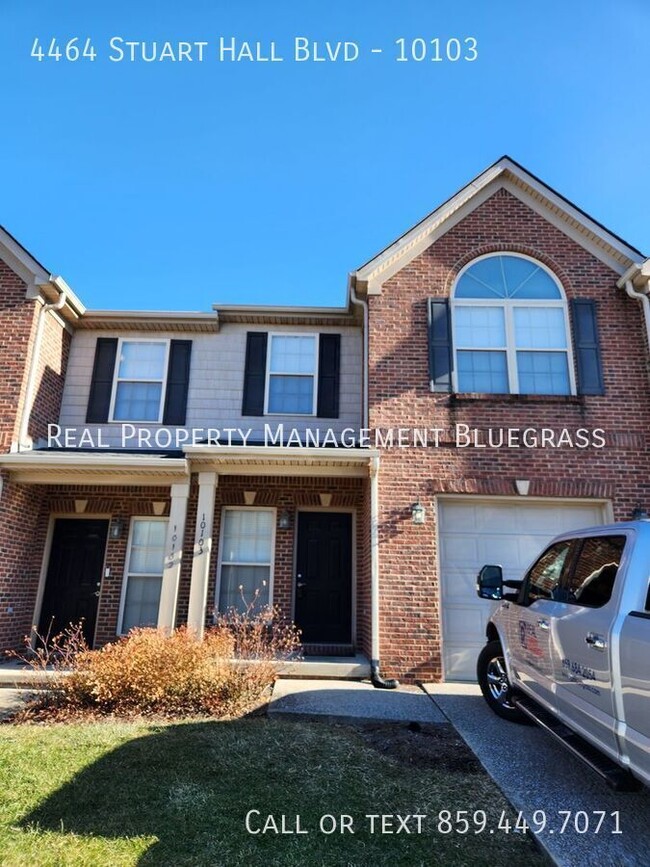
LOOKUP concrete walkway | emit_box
[269,678,445,724]
[0,688,32,720]
[423,683,650,867]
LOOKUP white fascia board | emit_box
[0,452,189,473]
[184,445,380,462]
[0,227,50,288]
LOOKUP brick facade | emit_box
[367,188,650,681]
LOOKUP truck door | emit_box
[507,538,578,712]
[549,534,626,762]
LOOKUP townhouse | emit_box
[0,156,649,683]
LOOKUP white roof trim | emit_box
[353,157,644,293]
[0,226,50,287]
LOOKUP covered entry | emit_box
[437,498,607,681]
[38,518,109,646]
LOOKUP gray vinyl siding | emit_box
[55,323,362,448]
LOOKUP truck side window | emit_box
[523,540,574,603]
[561,535,626,608]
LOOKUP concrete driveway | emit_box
[423,684,650,867]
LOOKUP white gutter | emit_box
[348,277,369,427]
[17,287,67,450]
[617,264,650,358]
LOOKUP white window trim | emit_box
[117,516,169,635]
[451,253,577,395]
[215,506,277,614]
[109,337,170,424]
[264,332,319,416]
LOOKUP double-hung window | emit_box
[217,509,275,613]
[452,254,574,395]
[111,340,168,422]
[265,334,318,414]
[120,518,167,633]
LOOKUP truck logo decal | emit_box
[518,620,543,657]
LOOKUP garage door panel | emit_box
[439,499,604,681]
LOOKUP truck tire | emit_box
[477,640,528,723]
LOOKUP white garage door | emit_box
[438,498,606,681]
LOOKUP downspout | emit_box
[619,276,650,358]
[18,287,67,450]
[350,277,398,688]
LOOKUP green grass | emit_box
[0,718,546,866]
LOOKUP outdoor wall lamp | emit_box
[278,510,291,530]
[109,518,124,539]
[411,501,426,525]
[632,507,649,521]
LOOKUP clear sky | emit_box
[1,1,648,310]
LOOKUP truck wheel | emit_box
[477,641,527,723]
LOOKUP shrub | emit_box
[12,607,301,720]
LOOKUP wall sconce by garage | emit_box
[632,507,649,521]
[278,509,291,530]
[109,518,124,540]
[411,501,426,525]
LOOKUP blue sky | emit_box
[1,1,648,310]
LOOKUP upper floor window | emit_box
[452,254,574,395]
[111,340,168,422]
[265,334,318,415]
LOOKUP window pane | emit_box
[456,255,561,300]
[122,575,162,632]
[563,536,625,608]
[514,307,567,349]
[114,382,162,421]
[218,564,270,613]
[221,510,274,564]
[526,541,573,602]
[268,375,314,414]
[129,520,167,574]
[456,257,507,299]
[118,342,166,380]
[503,258,561,299]
[269,336,316,374]
[457,351,508,393]
[517,351,570,395]
[454,306,505,348]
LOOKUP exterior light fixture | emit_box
[109,518,124,539]
[632,507,649,521]
[411,501,426,525]
[278,510,291,530]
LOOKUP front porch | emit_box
[0,447,381,676]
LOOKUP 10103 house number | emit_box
[395,37,478,62]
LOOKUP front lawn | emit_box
[0,718,546,866]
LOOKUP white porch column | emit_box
[187,472,218,637]
[158,482,190,632]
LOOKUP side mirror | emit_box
[477,564,503,600]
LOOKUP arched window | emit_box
[452,253,574,395]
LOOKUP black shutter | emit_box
[163,340,192,425]
[242,332,268,416]
[86,338,118,422]
[317,334,341,418]
[428,299,453,392]
[571,300,604,395]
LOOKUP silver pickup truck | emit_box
[476,520,650,791]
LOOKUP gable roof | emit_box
[351,156,646,294]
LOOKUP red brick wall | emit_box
[367,188,650,681]
[0,261,38,450]
[28,309,71,445]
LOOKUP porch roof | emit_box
[0,451,190,486]
[184,445,379,478]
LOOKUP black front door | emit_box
[38,519,109,646]
[295,512,352,643]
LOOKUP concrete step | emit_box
[277,655,371,680]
